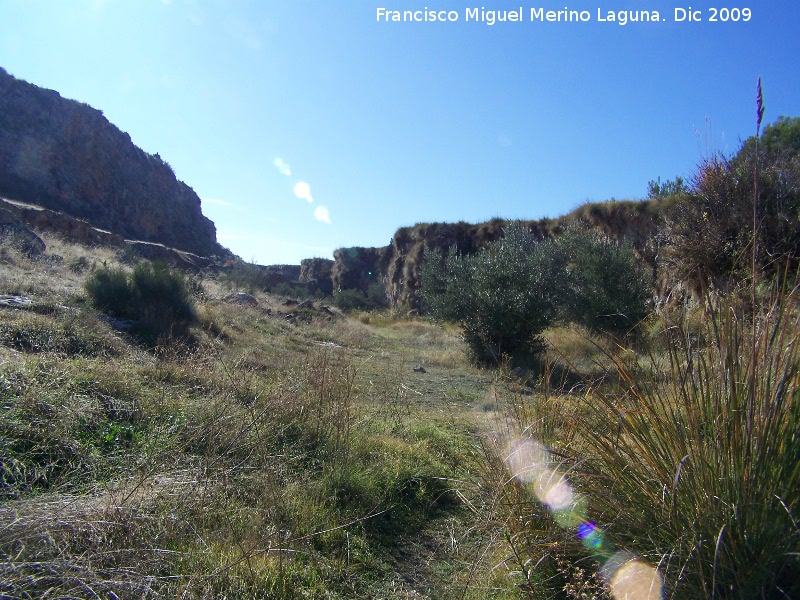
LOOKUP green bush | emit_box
[130,261,195,338]
[647,175,687,199]
[665,118,800,296]
[421,225,651,363]
[421,225,564,363]
[271,281,323,300]
[560,228,652,337]
[84,267,131,316]
[332,282,387,312]
[85,261,195,344]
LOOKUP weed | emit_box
[85,261,195,346]
[487,288,800,599]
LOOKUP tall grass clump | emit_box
[85,261,195,344]
[488,89,800,598]
[489,287,800,599]
[574,286,800,598]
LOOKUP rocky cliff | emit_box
[0,67,223,257]
[329,203,662,311]
[253,203,660,310]
[331,247,391,295]
[300,258,334,296]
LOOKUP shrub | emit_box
[664,119,800,296]
[67,256,91,274]
[421,225,564,363]
[270,281,329,301]
[85,261,195,344]
[490,287,800,599]
[84,267,132,316]
[560,227,652,337]
[647,175,687,199]
[130,261,195,339]
[332,282,388,312]
[421,224,651,363]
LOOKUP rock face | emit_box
[300,258,334,296]
[331,246,391,295]
[0,67,223,257]
[385,220,510,311]
[0,197,216,271]
[261,205,658,312]
[325,220,543,311]
[327,206,659,311]
[0,206,45,256]
[1,197,125,248]
[255,264,302,288]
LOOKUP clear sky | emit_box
[2,1,798,264]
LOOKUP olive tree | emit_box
[421,224,651,363]
[421,225,565,363]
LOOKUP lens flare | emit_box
[499,435,664,599]
[314,206,331,224]
[602,552,663,600]
[273,157,291,176]
[534,468,574,511]
[504,438,549,483]
[293,181,313,203]
[610,560,663,600]
[577,521,604,550]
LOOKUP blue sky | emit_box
[2,1,798,264]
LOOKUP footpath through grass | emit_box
[8,238,795,599]
[0,239,524,599]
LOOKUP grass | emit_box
[6,229,797,598]
[485,286,800,599]
[0,236,508,599]
[582,291,800,598]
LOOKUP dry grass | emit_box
[0,230,126,301]
[484,289,800,599]
[0,237,501,599]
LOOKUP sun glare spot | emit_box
[501,436,664,598]
[610,560,663,600]
[273,157,292,176]
[534,469,574,511]
[314,206,331,224]
[294,181,313,203]
[504,438,549,483]
[602,552,664,600]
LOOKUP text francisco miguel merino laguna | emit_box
[375,7,748,25]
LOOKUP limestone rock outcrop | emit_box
[0,67,223,257]
[331,246,391,295]
[300,258,334,296]
[0,206,45,256]
[327,205,658,311]
[0,197,125,248]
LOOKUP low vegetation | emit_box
[85,261,196,345]
[420,225,651,365]
[484,287,800,599]
[2,112,799,599]
[0,238,506,599]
